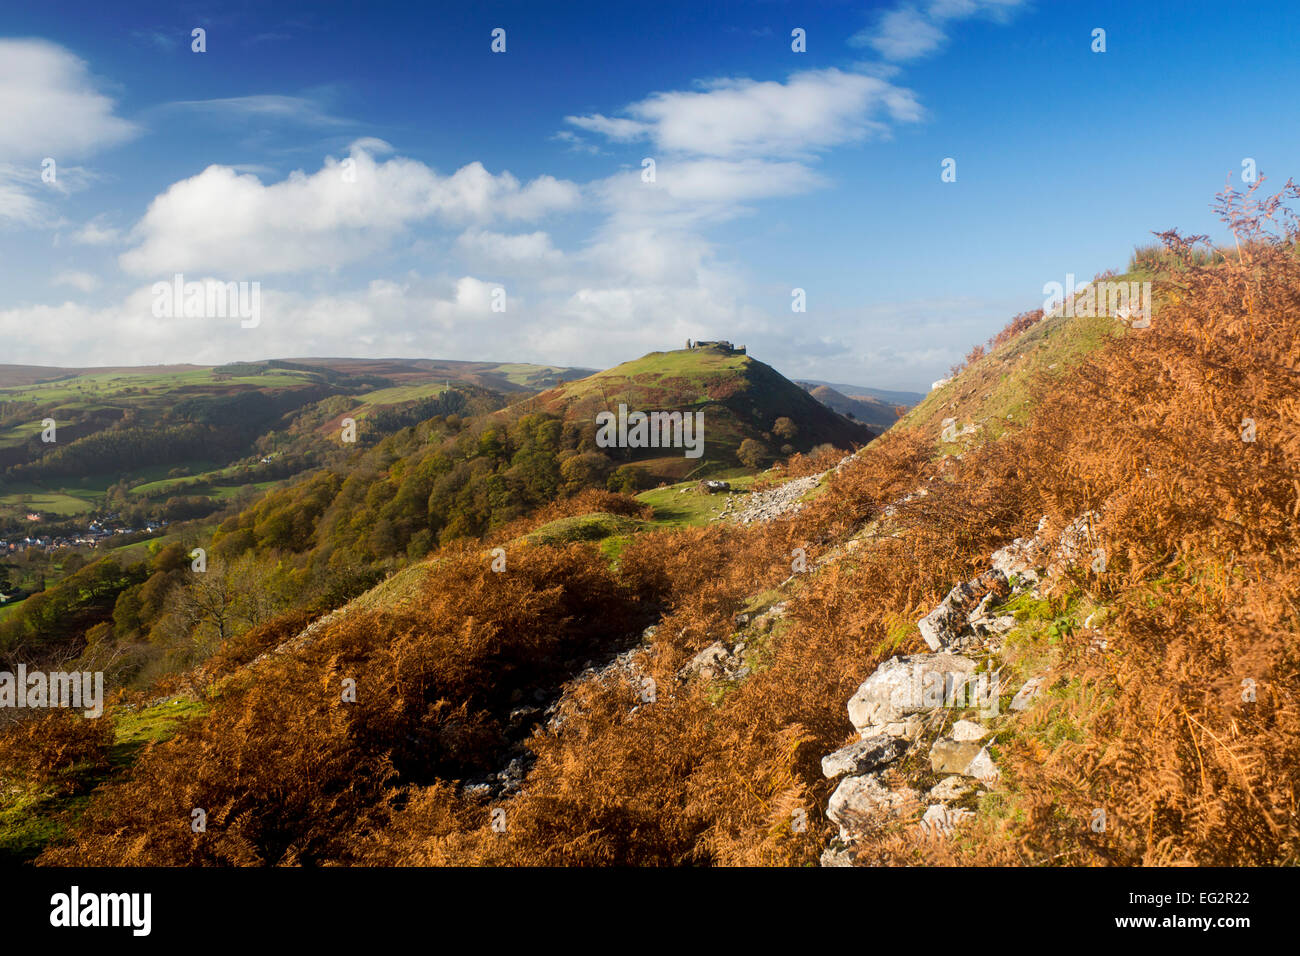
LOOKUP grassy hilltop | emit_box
[502,345,873,482]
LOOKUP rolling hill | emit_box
[502,344,875,482]
[0,358,591,527]
[799,380,925,407]
[799,383,903,430]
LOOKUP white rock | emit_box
[819,845,856,867]
[847,653,977,732]
[917,570,1008,651]
[926,775,974,804]
[919,803,974,837]
[965,746,1000,784]
[821,734,906,779]
[1010,675,1046,711]
[826,774,916,835]
[950,719,988,741]
[930,738,985,775]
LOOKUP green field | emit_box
[0,366,317,406]
[637,474,757,528]
[350,382,450,418]
[0,484,100,518]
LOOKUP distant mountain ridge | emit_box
[0,358,597,394]
[797,379,925,406]
[797,383,905,431]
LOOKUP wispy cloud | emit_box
[155,93,354,128]
[71,216,122,245]
[52,269,100,292]
[551,130,605,155]
[567,69,921,160]
[130,29,180,52]
[0,41,136,229]
[850,0,1028,62]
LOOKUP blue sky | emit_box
[1,0,1297,391]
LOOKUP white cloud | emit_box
[455,229,563,271]
[568,69,920,159]
[857,8,949,60]
[0,166,47,226]
[0,257,758,371]
[118,144,582,276]
[0,40,136,229]
[0,14,1028,391]
[551,130,603,155]
[851,0,1028,62]
[71,217,122,245]
[0,275,512,366]
[564,114,649,142]
[0,39,138,159]
[52,270,99,292]
[609,158,825,214]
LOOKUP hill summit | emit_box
[506,345,873,481]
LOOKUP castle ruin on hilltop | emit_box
[685,339,746,354]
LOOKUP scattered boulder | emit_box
[698,479,730,494]
[918,569,1010,651]
[968,592,1017,641]
[847,653,977,733]
[965,747,1000,783]
[682,642,728,680]
[926,775,975,804]
[1049,511,1102,576]
[826,773,917,837]
[990,517,1051,580]
[950,719,988,742]
[497,756,528,794]
[919,803,974,838]
[728,472,824,525]
[930,738,986,775]
[819,844,857,867]
[821,734,906,779]
[866,715,926,741]
[678,640,750,683]
[1010,675,1047,711]
[750,601,789,633]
